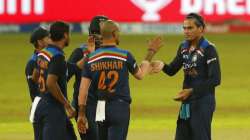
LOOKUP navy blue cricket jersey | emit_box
[25,51,40,101]
[82,46,139,104]
[163,37,221,101]
[37,45,68,103]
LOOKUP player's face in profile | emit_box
[183,19,202,41]
[37,36,50,50]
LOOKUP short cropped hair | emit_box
[50,21,70,41]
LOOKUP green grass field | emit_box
[0,33,250,140]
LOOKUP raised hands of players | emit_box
[173,88,193,101]
[77,114,89,134]
[64,103,76,119]
[87,35,95,53]
[148,36,163,53]
[150,60,165,74]
[145,36,164,62]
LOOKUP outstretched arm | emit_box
[133,36,163,80]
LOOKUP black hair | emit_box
[30,27,49,48]
[50,21,70,41]
[186,13,205,28]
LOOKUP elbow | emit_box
[215,79,221,87]
[164,71,175,76]
[134,72,145,80]
[211,77,221,87]
[135,76,143,80]
[168,72,176,77]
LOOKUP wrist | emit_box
[64,102,71,109]
[78,104,86,117]
[148,48,157,54]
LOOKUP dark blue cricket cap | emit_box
[30,27,49,45]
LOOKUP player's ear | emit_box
[37,40,42,49]
[63,32,68,39]
[112,30,119,39]
[198,26,203,33]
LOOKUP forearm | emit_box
[144,50,156,62]
[47,82,69,106]
[136,61,151,79]
[78,78,91,114]
[162,60,182,76]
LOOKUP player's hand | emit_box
[173,88,193,101]
[147,36,163,53]
[87,35,95,53]
[76,58,85,69]
[150,60,164,74]
[65,103,76,119]
[77,115,89,134]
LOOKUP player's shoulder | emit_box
[87,46,129,63]
[26,53,37,66]
[199,38,218,54]
[25,53,38,73]
[90,47,129,56]
[38,45,64,62]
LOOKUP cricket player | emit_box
[77,20,163,140]
[25,27,49,101]
[33,21,76,140]
[67,15,109,140]
[151,13,221,140]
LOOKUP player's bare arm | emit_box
[46,74,76,118]
[77,77,91,134]
[133,36,163,80]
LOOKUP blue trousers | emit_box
[98,99,130,140]
[175,94,215,140]
[33,99,77,140]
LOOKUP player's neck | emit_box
[102,39,117,46]
[190,35,202,48]
[51,41,65,50]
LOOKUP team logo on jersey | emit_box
[192,54,198,62]
[183,54,189,59]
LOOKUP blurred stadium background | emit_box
[0,0,250,140]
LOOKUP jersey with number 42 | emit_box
[82,46,138,104]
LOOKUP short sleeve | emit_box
[48,55,66,77]
[126,52,138,75]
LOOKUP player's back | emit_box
[83,45,138,104]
